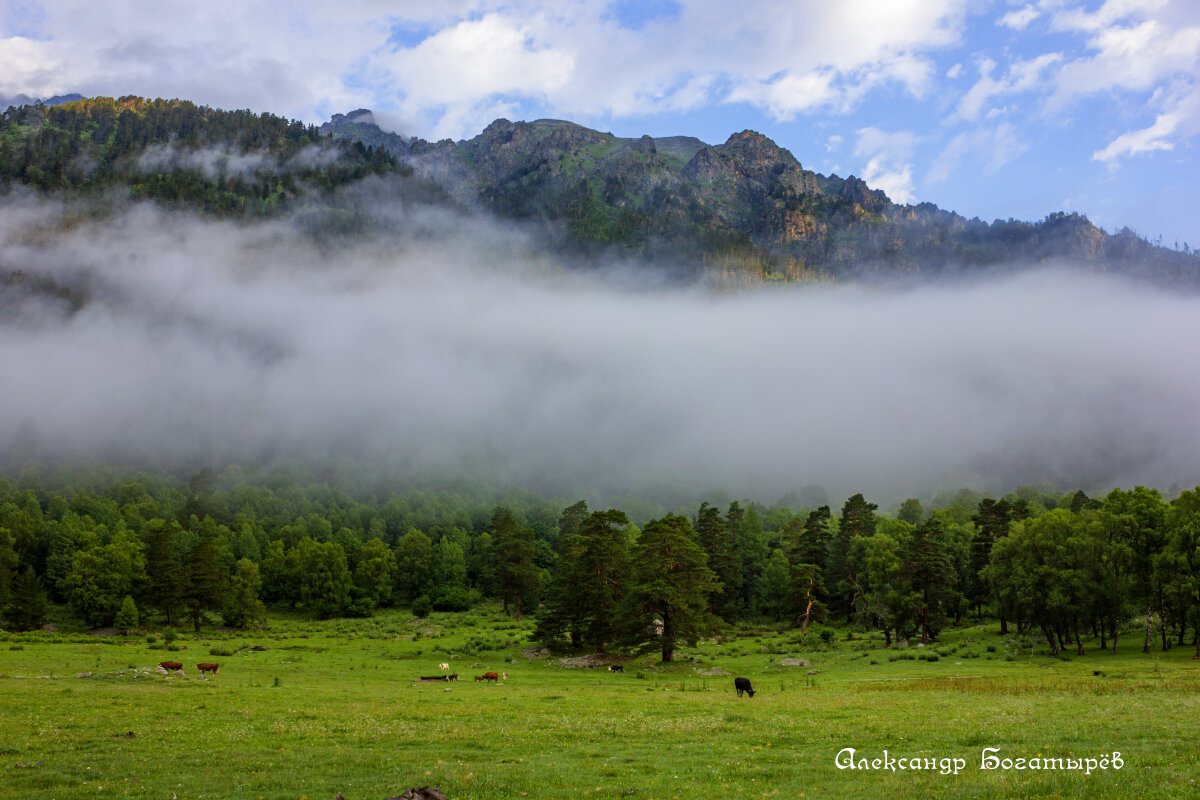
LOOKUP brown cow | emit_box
[196,663,219,675]
[158,661,183,671]
[447,674,458,681]
[478,671,499,682]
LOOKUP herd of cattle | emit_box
[155,658,756,697]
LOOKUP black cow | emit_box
[734,677,755,698]
[609,665,624,673]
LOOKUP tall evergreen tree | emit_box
[694,502,739,619]
[143,519,186,627]
[182,534,230,632]
[5,566,47,631]
[969,499,1009,614]
[797,505,832,570]
[829,494,877,619]
[573,510,631,649]
[904,515,954,644]
[625,514,721,662]
[491,508,538,620]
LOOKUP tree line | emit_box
[0,96,399,216]
[0,470,1197,661]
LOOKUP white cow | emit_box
[439,663,450,672]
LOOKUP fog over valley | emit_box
[2,193,1197,505]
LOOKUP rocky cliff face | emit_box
[321,109,1200,286]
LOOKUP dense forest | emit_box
[1,468,1196,663]
[0,96,399,216]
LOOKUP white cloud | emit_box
[725,70,839,119]
[954,52,1063,121]
[1043,0,1200,165]
[853,127,919,203]
[1093,111,1180,162]
[999,5,1041,31]
[0,0,968,138]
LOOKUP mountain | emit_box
[327,112,1200,288]
[0,95,1196,288]
[0,92,84,110]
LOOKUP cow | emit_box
[158,661,183,672]
[196,663,219,676]
[447,674,458,681]
[439,663,450,672]
[609,665,624,673]
[478,672,499,682]
[734,677,755,698]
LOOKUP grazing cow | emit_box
[447,674,458,681]
[609,665,624,673]
[158,661,183,672]
[439,663,450,672]
[196,663,219,675]
[478,672,499,682]
[734,677,755,698]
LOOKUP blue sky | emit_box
[1,0,1197,247]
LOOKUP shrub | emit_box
[411,596,432,618]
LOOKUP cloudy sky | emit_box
[1,1,1197,246]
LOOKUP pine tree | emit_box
[904,515,954,644]
[694,502,739,619]
[490,508,538,620]
[626,514,721,662]
[829,494,877,619]
[5,566,47,631]
[970,498,1012,624]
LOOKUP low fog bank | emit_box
[2,195,1198,505]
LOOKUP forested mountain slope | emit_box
[0,96,1195,288]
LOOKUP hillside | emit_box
[324,111,1200,288]
[0,96,1195,288]
[0,96,402,216]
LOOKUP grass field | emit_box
[1,609,1198,800]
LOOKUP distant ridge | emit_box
[324,109,1200,288]
[0,92,84,110]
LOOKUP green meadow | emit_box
[1,609,1197,800]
